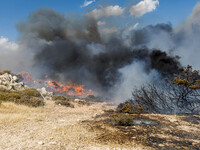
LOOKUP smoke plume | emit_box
[14,8,181,98]
[1,2,200,100]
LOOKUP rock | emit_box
[12,82,25,91]
[74,99,85,102]
[0,73,26,91]
[93,113,98,118]
[13,76,18,82]
[7,85,13,90]
[37,87,53,100]
[49,142,56,145]
[100,111,104,114]
[38,141,45,145]
[0,85,8,90]
[74,99,80,102]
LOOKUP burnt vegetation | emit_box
[118,65,200,114]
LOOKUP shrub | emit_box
[112,113,133,126]
[20,88,41,97]
[29,97,45,107]
[117,102,144,114]
[0,88,44,107]
[0,70,12,75]
[0,92,21,101]
[13,96,44,107]
[131,84,169,113]
[52,95,67,101]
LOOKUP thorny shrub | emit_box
[112,113,133,126]
[117,102,144,114]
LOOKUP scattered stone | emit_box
[158,144,164,147]
[49,142,57,145]
[59,119,65,122]
[38,141,45,145]
[12,76,18,82]
[74,99,87,105]
[93,113,98,118]
[100,111,104,114]
[74,99,81,102]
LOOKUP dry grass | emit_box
[0,102,44,125]
[0,100,199,149]
[83,112,200,149]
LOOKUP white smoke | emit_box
[113,61,160,102]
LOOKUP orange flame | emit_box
[20,72,32,83]
[20,72,94,97]
[47,80,94,96]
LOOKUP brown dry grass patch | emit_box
[0,102,44,125]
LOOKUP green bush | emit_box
[112,113,133,126]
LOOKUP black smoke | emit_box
[16,8,181,95]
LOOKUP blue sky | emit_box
[0,0,199,41]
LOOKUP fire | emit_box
[20,72,32,83]
[20,72,94,97]
[47,81,94,96]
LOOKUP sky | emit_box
[0,0,199,41]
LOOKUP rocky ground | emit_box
[0,100,200,150]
